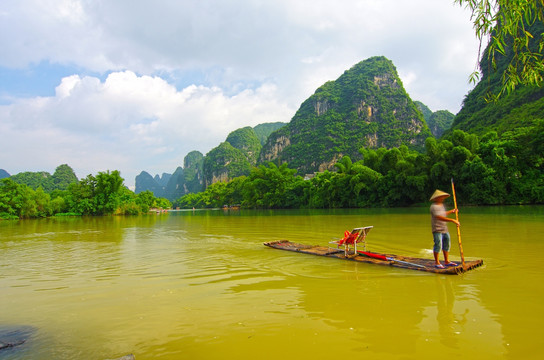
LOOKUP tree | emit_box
[0,179,53,218]
[136,190,156,212]
[176,192,204,209]
[94,170,124,215]
[350,164,382,207]
[456,0,544,98]
[334,155,354,174]
[0,178,27,218]
[66,175,97,215]
[32,187,52,217]
[242,163,300,208]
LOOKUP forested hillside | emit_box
[428,111,455,138]
[203,142,252,187]
[260,56,432,175]
[176,38,543,209]
[155,173,171,187]
[450,21,544,135]
[176,125,543,209]
[135,123,281,199]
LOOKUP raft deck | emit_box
[264,240,483,275]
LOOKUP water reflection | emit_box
[435,277,465,348]
[415,277,505,357]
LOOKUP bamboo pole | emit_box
[451,178,465,268]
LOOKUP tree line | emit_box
[0,170,171,220]
[2,124,542,219]
[174,125,544,209]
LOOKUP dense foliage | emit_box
[176,126,544,209]
[0,170,171,219]
[450,20,544,137]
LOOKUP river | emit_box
[1,206,543,359]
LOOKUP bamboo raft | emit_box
[263,240,483,275]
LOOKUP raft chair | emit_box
[329,226,373,257]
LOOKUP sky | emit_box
[0,0,480,188]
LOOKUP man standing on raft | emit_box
[430,190,460,269]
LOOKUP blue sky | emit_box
[0,0,480,188]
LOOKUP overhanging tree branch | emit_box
[456,0,544,100]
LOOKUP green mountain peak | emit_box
[260,56,431,174]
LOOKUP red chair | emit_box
[329,226,373,257]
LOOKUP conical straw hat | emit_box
[430,189,450,201]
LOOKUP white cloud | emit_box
[0,72,294,185]
[0,1,479,103]
[0,0,482,185]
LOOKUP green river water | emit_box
[1,206,543,359]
